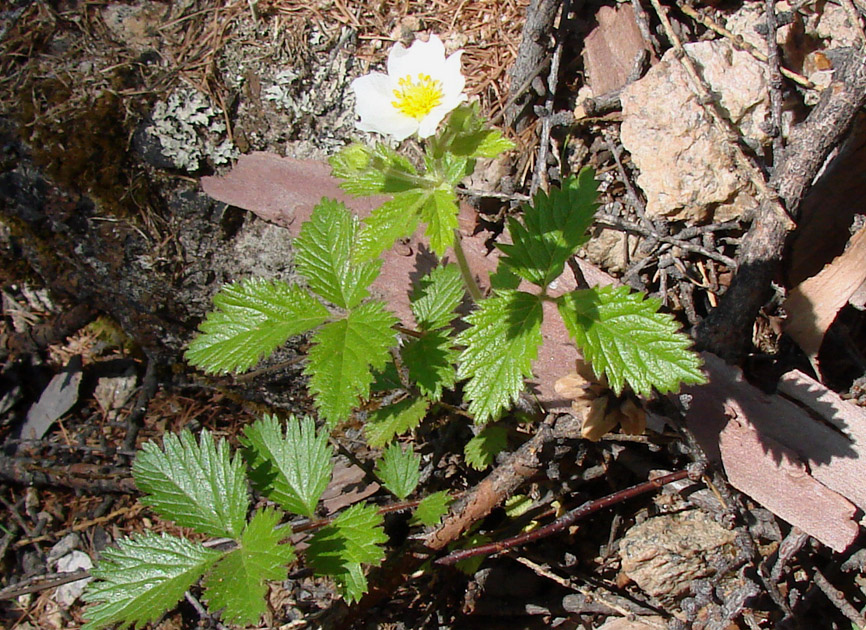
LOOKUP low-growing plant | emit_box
[82,34,705,628]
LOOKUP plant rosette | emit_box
[351,34,466,140]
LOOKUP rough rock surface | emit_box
[620,40,769,222]
[619,510,737,601]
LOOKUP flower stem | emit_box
[453,229,484,303]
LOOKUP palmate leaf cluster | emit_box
[185,198,398,427]
[88,102,709,629]
[455,168,706,422]
[82,418,387,629]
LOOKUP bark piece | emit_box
[583,4,648,95]
[785,114,866,286]
[785,225,866,370]
[684,354,863,551]
[718,418,857,553]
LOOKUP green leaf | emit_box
[329,143,423,196]
[464,425,509,471]
[307,502,387,602]
[375,443,421,500]
[402,330,458,400]
[365,396,430,447]
[410,490,452,527]
[334,562,369,604]
[454,532,491,575]
[456,291,544,423]
[371,360,404,392]
[240,415,334,518]
[202,508,295,626]
[82,533,222,630]
[185,278,329,375]
[444,103,516,159]
[133,429,248,538]
[354,190,426,263]
[306,301,398,426]
[410,264,465,331]
[556,285,706,396]
[503,495,534,519]
[295,198,381,309]
[420,187,459,256]
[498,168,599,287]
[489,264,521,291]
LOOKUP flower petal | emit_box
[387,35,447,80]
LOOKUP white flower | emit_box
[351,35,466,141]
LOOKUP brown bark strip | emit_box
[695,49,866,360]
[0,453,135,494]
[505,0,561,128]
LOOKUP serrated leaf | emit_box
[402,330,458,400]
[464,425,509,470]
[334,562,368,604]
[133,429,248,538]
[489,264,521,291]
[295,198,381,309]
[371,360,404,393]
[240,415,334,517]
[410,490,452,527]
[455,532,491,575]
[410,264,465,331]
[329,143,423,196]
[439,153,472,185]
[444,103,516,159]
[365,396,430,447]
[557,285,706,396]
[354,190,426,263]
[420,187,459,256]
[186,278,330,375]
[456,291,544,423]
[375,443,421,500]
[82,533,222,630]
[202,508,295,626]
[498,168,599,287]
[307,502,387,592]
[306,301,398,426]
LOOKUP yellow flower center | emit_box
[391,73,444,120]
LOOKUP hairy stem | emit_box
[452,229,484,302]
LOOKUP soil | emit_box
[1,1,866,629]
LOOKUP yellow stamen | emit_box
[391,73,444,120]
